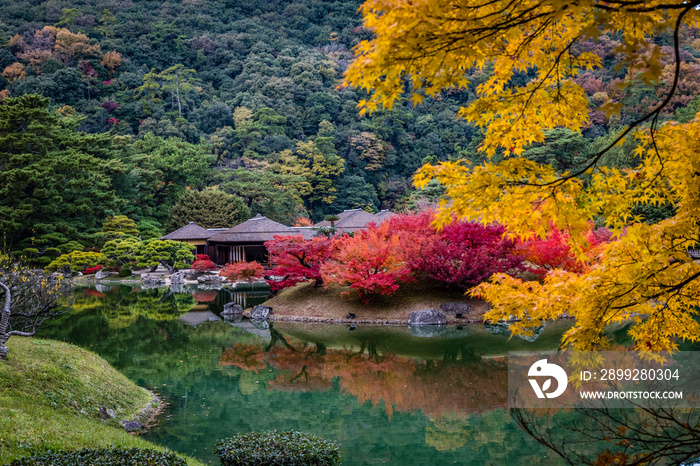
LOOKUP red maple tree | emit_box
[265,235,333,290]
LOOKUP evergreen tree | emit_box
[99,215,139,242]
[0,94,118,264]
[130,133,216,220]
[166,189,250,230]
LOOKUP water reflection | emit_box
[221,333,506,419]
[40,286,564,465]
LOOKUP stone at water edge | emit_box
[121,420,143,432]
[170,272,185,284]
[408,309,446,326]
[250,305,272,321]
[197,275,224,284]
[141,274,165,284]
[439,302,472,316]
[222,303,244,315]
[95,269,111,280]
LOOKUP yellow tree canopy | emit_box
[345,0,700,352]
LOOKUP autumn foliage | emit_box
[321,222,415,303]
[413,220,524,288]
[515,226,613,278]
[219,261,264,282]
[191,254,218,272]
[267,211,529,303]
[345,0,700,351]
[265,235,332,290]
[84,265,103,275]
[192,254,218,272]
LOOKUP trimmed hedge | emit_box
[118,267,132,277]
[9,447,188,465]
[215,431,341,466]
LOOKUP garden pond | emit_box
[38,284,581,465]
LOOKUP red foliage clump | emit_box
[100,100,120,113]
[321,221,416,303]
[219,261,264,282]
[516,226,613,277]
[192,259,217,272]
[195,254,210,261]
[413,221,524,289]
[84,265,103,274]
[517,229,579,276]
[265,235,332,291]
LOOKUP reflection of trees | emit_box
[513,406,700,465]
[40,286,264,385]
[220,332,508,420]
[426,410,512,454]
[43,293,557,464]
[73,286,195,328]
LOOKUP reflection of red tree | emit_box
[221,343,268,373]
[83,288,106,298]
[192,290,218,302]
[220,341,507,419]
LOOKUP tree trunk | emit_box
[0,282,11,360]
[160,261,174,274]
[175,80,182,118]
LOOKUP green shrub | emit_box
[118,267,132,277]
[9,447,188,465]
[215,431,341,466]
[45,251,106,273]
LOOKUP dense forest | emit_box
[1,0,699,264]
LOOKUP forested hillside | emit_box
[1,0,699,264]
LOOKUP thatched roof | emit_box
[290,227,318,240]
[374,210,398,222]
[207,214,298,243]
[161,222,214,241]
[314,209,396,232]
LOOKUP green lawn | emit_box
[0,338,204,466]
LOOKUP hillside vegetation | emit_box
[0,337,203,466]
[0,0,695,264]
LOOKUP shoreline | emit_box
[247,313,486,325]
[256,281,491,325]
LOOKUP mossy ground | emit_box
[0,338,204,466]
[263,281,489,323]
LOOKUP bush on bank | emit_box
[8,447,188,465]
[215,431,341,466]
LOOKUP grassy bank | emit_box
[0,338,204,466]
[262,281,489,323]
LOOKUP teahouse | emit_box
[160,222,215,256]
[206,214,315,266]
[161,210,396,267]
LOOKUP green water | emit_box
[39,285,568,465]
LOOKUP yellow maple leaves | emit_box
[347,0,700,351]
